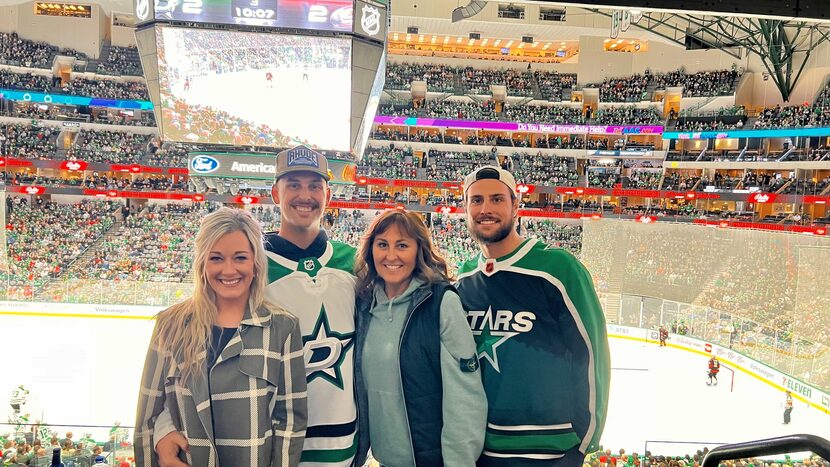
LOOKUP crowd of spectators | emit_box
[0,32,57,68]
[502,102,583,124]
[753,103,830,129]
[653,69,740,97]
[674,119,743,132]
[74,204,202,283]
[627,169,662,189]
[0,69,52,92]
[696,238,796,327]
[3,197,120,300]
[0,435,111,467]
[358,145,419,179]
[0,122,58,160]
[384,62,459,92]
[420,99,497,120]
[662,172,700,191]
[426,147,497,181]
[535,71,577,101]
[524,219,582,255]
[591,74,651,102]
[144,141,192,167]
[97,45,142,76]
[595,106,662,125]
[510,151,579,186]
[68,129,151,164]
[60,77,150,100]
[460,66,535,96]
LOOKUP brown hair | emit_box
[354,209,452,298]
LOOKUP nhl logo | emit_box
[485,261,495,274]
[135,0,149,20]
[303,260,316,271]
[361,4,381,36]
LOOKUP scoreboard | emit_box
[134,0,387,157]
[135,0,385,35]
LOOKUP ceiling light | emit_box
[443,37,449,43]
[430,37,436,43]
[392,33,399,40]
[610,43,618,48]
[406,34,411,41]
[505,40,513,47]
[481,39,488,45]
[456,37,462,43]
[561,42,566,45]
[604,38,611,43]
[616,39,624,43]
[493,39,501,46]
[518,42,525,48]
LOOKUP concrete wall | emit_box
[0,5,18,32]
[111,22,136,48]
[12,1,104,58]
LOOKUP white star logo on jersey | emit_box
[469,306,519,373]
[302,305,354,389]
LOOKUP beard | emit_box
[467,216,515,244]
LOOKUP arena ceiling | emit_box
[579,7,830,100]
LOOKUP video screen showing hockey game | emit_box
[155,26,352,150]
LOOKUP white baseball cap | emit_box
[463,166,518,195]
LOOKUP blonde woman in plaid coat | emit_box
[135,208,308,467]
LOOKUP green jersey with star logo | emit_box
[265,240,357,467]
[456,238,610,465]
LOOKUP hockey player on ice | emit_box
[265,71,273,88]
[707,356,720,386]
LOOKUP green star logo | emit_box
[302,305,354,389]
[471,307,518,373]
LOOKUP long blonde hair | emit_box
[153,207,270,383]
[354,209,452,299]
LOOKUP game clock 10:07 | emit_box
[148,0,354,32]
[231,0,276,21]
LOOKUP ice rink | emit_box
[1,312,827,451]
[173,67,351,149]
[605,336,830,455]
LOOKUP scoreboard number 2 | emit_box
[231,0,276,20]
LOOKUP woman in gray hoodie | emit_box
[354,209,487,466]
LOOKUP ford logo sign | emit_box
[191,156,220,174]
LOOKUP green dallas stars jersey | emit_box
[264,240,357,467]
[455,238,610,465]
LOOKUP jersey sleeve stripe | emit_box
[483,450,565,460]
[487,422,573,431]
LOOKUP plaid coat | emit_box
[134,305,308,467]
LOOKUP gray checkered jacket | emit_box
[134,305,308,467]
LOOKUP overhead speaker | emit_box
[469,32,481,40]
[407,26,419,34]
[522,36,534,44]
[452,0,487,22]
